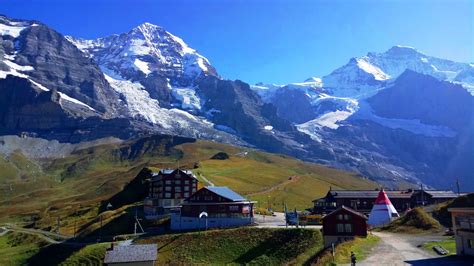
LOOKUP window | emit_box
[165,180,172,185]
[184,192,190,198]
[204,196,213,201]
[344,224,353,233]
[469,239,473,249]
[337,223,344,233]
[344,214,351,221]
[192,188,197,193]
[175,187,182,192]
[337,214,344,221]
[175,180,181,185]
[165,193,171,198]
[184,186,190,191]
[229,205,239,211]
[184,180,190,185]
[165,186,171,191]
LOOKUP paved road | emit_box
[254,212,322,229]
[354,232,474,266]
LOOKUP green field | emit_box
[381,207,442,234]
[314,234,380,265]
[138,227,323,265]
[423,237,456,255]
[0,136,377,237]
[0,232,47,265]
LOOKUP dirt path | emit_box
[198,174,215,186]
[353,232,472,266]
[355,232,436,265]
[246,175,301,197]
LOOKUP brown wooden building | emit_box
[314,189,460,215]
[322,206,368,247]
[171,186,255,230]
[144,169,200,217]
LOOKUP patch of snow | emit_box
[3,60,34,71]
[356,58,390,80]
[171,87,202,110]
[57,92,95,111]
[133,58,151,75]
[0,23,27,38]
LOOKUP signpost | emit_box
[199,211,208,231]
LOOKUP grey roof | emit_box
[315,189,459,201]
[328,190,414,199]
[104,244,157,264]
[153,169,198,180]
[207,186,247,201]
[424,190,459,198]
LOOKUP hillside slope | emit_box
[0,135,376,235]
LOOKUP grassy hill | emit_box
[382,207,442,234]
[138,227,322,265]
[0,135,377,236]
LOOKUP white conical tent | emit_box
[368,189,399,226]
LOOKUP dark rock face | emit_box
[368,70,474,131]
[269,88,317,123]
[12,25,122,117]
[196,76,312,154]
[0,76,140,142]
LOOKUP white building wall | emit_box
[170,213,253,230]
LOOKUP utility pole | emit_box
[99,214,103,242]
[73,209,77,239]
[456,178,461,196]
[56,216,60,234]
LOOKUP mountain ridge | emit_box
[1,15,473,190]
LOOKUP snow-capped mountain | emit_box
[66,23,217,87]
[1,14,473,190]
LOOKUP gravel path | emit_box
[353,231,473,266]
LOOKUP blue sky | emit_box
[1,0,472,84]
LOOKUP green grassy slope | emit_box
[138,228,323,265]
[0,136,377,235]
[382,207,442,233]
[0,232,47,265]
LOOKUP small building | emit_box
[322,206,368,248]
[449,208,474,256]
[144,169,200,218]
[367,189,399,227]
[313,188,460,215]
[171,186,255,230]
[104,244,157,266]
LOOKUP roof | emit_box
[206,186,247,202]
[104,244,157,264]
[153,169,198,180]
[424,190,459,198]
[322,205,368,220]
[374,190,393,205]
[317,189,459,200]
[448,208,474,213]
[327,190,414,199]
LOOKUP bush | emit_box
[210,152,230,160]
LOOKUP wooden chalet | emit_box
[171,186,256,230]
[313,188,460,215]
[322,206,368,247]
